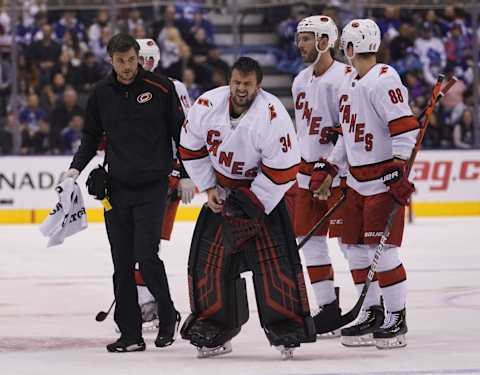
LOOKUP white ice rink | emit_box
[1,217,480,375]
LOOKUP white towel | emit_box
[39,178,88,247]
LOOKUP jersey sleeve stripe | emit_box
[143,78,169,94]
[214,170,252,189]
[388,115,419,137]
[261,163,299,185]
[178,145,209,161]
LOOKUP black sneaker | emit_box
[155,310,181,347]
[106,337,146,353]
[313,298,342,338]
[341,304,384,347]
[374,308,408,349]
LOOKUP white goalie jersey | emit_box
[292,61,350,189]
[329,64,419,196]
[179,86,300,214]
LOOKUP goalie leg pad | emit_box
[181,205,248,347]
[246,200,316,346]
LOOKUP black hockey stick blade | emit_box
[95,311,109,322]
[95,299,115,322]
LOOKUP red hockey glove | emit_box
[309,159,338,200]
[382,160,415,206]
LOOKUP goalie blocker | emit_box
[180,195,316,351]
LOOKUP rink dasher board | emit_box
[0,150,479,223]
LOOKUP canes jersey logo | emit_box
[137,92,153,104]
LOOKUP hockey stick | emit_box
[95,299,115,322]
[297,192,347,251]
[315,75,457,334]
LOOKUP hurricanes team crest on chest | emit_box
[137,92,153,104]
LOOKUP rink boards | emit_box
[0,150,479,224]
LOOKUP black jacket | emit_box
[71,66,185,188]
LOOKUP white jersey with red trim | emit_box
[329,63,419,196]
[292,61,350,189]
[179,86,300,214]
[172,79,191,115]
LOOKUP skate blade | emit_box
[142,320,160,333]
[317,329,340,339]
[375,334,407,349]
[197,341,232,358]
[341,333,375,347]
[274,346,295,360]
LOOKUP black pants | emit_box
[105,178,174,339]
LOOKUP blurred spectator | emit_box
[19,93,47,133]
[0,114,14,154]
[424,10,444,37]
[183,68,201,101]
[48,87,84,137]
[0,7,10,33]
[78,52,105,93]
[377,5,401,40]
[53,11,85,41]
[276,3,309,75]
[188,9,214,45]
[152,5,189,42]
[88,9,110,45]
[444,21,471,69]
[206,47,229,82]
[405,72,428,103]
[22,0,47,29]
[52,50,83,91]
[89,26,112,69]
[414,22,446,86]
[28,118,61,155]
[157,26,190,80]
[60,113,83,154]
[28,24,62,87]
[0,55,12,117]
[16,11,48,46]
[127,8,145,34]
[62,30,88,66]
[422,113,444,149]
[452,108,473,149]
[389,23,422,75]
[132,24,148,39]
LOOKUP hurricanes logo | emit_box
[137,92,153,104]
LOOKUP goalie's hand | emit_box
[178,178,195,204]
[207,187,224,213]
[309,159,337,200]
[223,187,264,219]
[382,159,415,206]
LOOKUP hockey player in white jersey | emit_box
[292,15,364,337]
[179,57,316,359]
[313,19,417,349]
[134,39,195,332]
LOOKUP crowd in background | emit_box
[0,0,477,155]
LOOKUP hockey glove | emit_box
[222,188,265,251]
[59,168,79,183]
[309,159,338,200]
[178,178,196,204]
[86,165,108,200]
[381,160,415,206]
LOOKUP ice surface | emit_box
[1,218,479,375]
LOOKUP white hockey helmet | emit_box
[137,38,160,71]
[297,15,338,49]
[340,19,381,58]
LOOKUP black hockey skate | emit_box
[373,308,408,349]
[106,337,146,353]
[184,318,240,358]
[154,309,181,348]
[265,318,316,359]
[313,298,342,338]
[341,304,384,347]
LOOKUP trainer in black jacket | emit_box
[61,33,185,353]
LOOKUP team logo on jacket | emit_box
[137,92,153,104]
